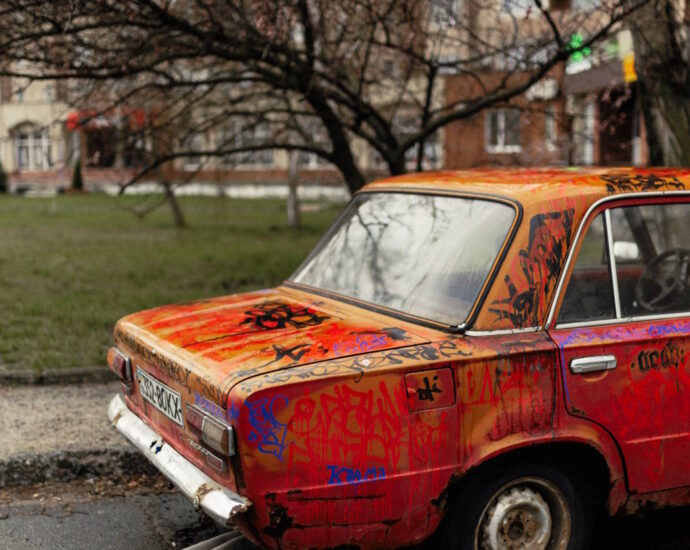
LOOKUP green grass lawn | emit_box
[0,194,340,373]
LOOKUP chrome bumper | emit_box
[108,394,252,526]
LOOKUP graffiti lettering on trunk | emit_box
[333,334,388,356]
[241,301,329,331]
[247,395,289,460]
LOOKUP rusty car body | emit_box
[108,168,690,550]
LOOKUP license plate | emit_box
[137,368,184,426]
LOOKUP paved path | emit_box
[0,382,143,487]
[0,382,124,459]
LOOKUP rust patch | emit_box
[195,482,215,499]
[263,494,294,539]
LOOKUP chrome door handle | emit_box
[570,355,617,374]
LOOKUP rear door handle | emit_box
[570,355,617,374]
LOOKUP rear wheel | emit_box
[443,462,592,550]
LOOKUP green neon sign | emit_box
[568,33,591,62]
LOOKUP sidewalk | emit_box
[0,382,150,487]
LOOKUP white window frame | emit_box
[485,109,522,154]
[13,124,51,171]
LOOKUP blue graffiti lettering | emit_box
[333,335,388,356]
[326,465,386,485]
[227,402,240,423]
[194,393,225,420]
[247,395,289,460]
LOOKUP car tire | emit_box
[442,461,592,550]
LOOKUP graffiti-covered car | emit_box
[108,168,690,550]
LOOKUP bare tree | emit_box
[0,0,649,203]
[630,0,690,165]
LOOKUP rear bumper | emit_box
[107,394,252,526]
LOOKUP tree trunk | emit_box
[162,180,186,227]
[287,151,301,228]
[151,126,187,227]
[304,85,366,195]
[632,0,690,165]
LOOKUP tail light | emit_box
[186,405,235,457]
[108,347,132,381]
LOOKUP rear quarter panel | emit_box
[226,333,584,549]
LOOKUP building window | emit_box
[295,123,330,169]
[182,132,205,171]
[44,84,56,103]
[298,150,331,169]
[218,124,273,168]
[486,109,521,153]
[85,127,116,167]
[502,0,547,17]
[570,0,601,11]
[431,0,461,26]
[368,123,442,172]
[404,135,441,171]
[545,106,556,150]
[13,123,51,171]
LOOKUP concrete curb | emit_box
[0,366,115,386]
[0,448,158,488]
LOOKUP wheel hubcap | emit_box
[476,478,571,550]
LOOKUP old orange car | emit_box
[108,168,690,549]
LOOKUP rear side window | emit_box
[558,201,690,325]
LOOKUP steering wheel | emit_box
[635,248,690,312]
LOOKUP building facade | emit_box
[0,3,657,193]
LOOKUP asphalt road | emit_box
[0,478,689,550]
[0,478,231,550]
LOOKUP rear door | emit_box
[549,196,690,493]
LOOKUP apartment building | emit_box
[0,1,653,193]
[443,0,649,169]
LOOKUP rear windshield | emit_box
[291,192,515,326]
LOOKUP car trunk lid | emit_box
[114,286,432,407]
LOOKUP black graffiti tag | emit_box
[273,343,310,362]
[417,376,442,401]
[240,301,329,331]
[490,209,575,327]
[632,341,685,372]
[601,174,685,194]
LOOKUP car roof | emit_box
[364,167,690,206]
